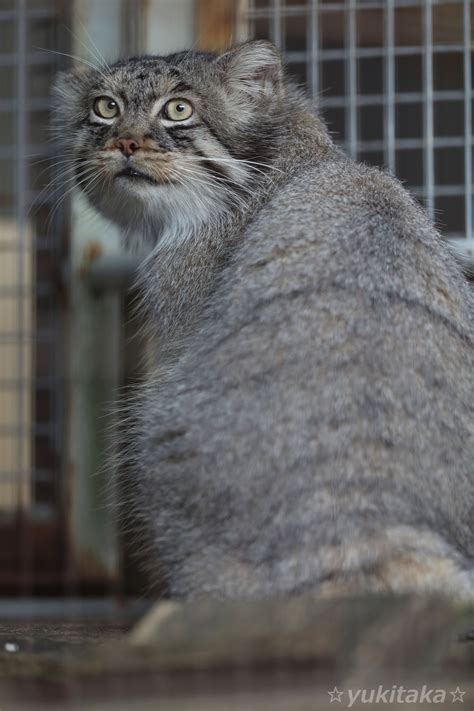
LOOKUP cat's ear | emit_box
[217,40,284,100]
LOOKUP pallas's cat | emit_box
[54,41,474,599]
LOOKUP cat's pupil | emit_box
[176,104,185,112]
[108,101,116,110]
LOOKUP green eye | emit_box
[93,96,119,119]
[164,99,193,122]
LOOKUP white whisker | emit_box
[180,155,283,175]
[36,47,110,82]
[66,17,111,73]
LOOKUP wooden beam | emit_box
[195,0,239,51]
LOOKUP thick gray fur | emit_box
[54,41,474,599]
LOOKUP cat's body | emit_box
[54,42,474,599]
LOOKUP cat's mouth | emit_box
[115,166,158,185]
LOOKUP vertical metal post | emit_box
[146,0,195,54]
[235,0,251,43]
[384,0,395,173]
[309,0,319,102]
[15,0,26,508]
[346,0,357,159]
[271,0,283,49]
[463,0,472,243]
[15,0,32,594]
[423,0,435,220]
[67,0,124,591]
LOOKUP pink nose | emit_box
[116,138,140,156]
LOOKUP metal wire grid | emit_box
[246,0,474,246]
[0,0,69,592]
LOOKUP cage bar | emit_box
[463,0,472,243]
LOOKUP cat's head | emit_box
[52,41,291,244]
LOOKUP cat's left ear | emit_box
[217,40,285,100]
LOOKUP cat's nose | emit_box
[116,138,140,157]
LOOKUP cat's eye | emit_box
[164,99,193,122]
[93,96,120,119]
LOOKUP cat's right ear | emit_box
[217,40,285,101]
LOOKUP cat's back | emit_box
[135,151,474,598]
[186,152,474,424]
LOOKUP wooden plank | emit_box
[195,0,238,51]
[0,219,32,516]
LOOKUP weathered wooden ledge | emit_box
[0,595,472,709]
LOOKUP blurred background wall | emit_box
[0,0,472,603]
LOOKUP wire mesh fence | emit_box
[0,0,70,594]
[246,0,473,246]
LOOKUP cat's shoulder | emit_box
[250,150,429,249]
[290,151,421,221]
[237,149,472,324]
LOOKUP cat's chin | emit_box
[115,170,158,187]
[113,174,167,193]
[87,176,224,238]
[88,180,168,229]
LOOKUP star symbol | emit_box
[450,686,466,703]
[328,686,344,703]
